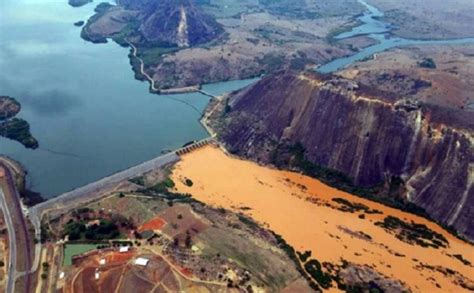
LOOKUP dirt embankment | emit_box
[171,145,474,292]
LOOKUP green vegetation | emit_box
[0,96,35,148]
[332,198,382,214]
[19,188,45,206]
[271,142,430,218]
[256,53,286,73]
[375,216,449,249]
[185,178,194,187]
[129,176,145,186]
[136,46,179,66]
[71,207,93,219]
[199,0,257,18]
[326,23,359,43]
[185,231,192,248]
[289,56,310,70]
[304,259,333,289]
[63,244,97,266]
[133,177,197,204]
[63,218,121,241]
[147,177,176,193]
[111,19,140,47]
[259,0,321,19]
[0,118,39,149]
[273,142,354,189]
[451,254,472,266]
[272,232,321,291]
[237,214,260,230]
[40,224,52,244]
[418,58,437,69]
[80,3,114,44]
[297,250,312,262]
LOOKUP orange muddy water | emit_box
[171,145,474,292]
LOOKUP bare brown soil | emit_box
[138,216,166,233]
[341,44,474,114]
[159,205,209,239]
[64,249,226,293]
[53,192,310,292]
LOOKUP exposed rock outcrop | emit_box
[215,71,474,240]
[114,0,224,47]
[0,96,38,149]
[0,96,21,120]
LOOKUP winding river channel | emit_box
[1,0,474,198]
[317,0,474,73]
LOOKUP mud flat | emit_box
[171,145,474,292]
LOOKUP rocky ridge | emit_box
[214,71,473,240]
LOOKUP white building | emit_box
[134,257,149,266]
[119,246,130,253]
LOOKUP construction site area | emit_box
[36,153,310,293]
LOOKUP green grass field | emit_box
[63,244,97,266]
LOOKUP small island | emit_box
[74,21,85,27]
[0,96,39,149]
[0,95,21,120]
[68,0,92,8]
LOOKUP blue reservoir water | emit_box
[0,0,256,197]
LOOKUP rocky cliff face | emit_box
[216,72,473,240]
[117,0,223,47]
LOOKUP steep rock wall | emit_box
[217,72,474,239]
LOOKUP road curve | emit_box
[0,188,16,293]
[0,163,33,293]
[30,152,179,218]
[28,138,213,275]
[28,151,181,274]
